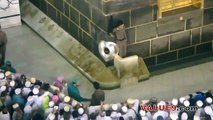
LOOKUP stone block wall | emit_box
[29,0,213,69]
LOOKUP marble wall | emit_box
[29,0,213,69]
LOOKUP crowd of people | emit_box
[0,60,212,120]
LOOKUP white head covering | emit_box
[15,88,21,95]
[179,97,185,104]
[0,73,5,80]
[32,88,39,95]
[112,104,118,111]
[71,99,78,107]
[139,110,146,116]
[64,96,70,103]
[10,81,15,87]
[25,81,31,88]
[27,96,34,102]
[127,98,134,105]
[5,71,11,77]
[13,103,19,109]
[78,107,84,115]
[204,106,213,115]
[181,112,188,120]
[24,105,32,114]
[170,111,178,120]
[47,113,55,120]
[196,100,203,107]
[64,105,70,112]
[172,98,178,106]
[157,101,166,108]
[30,77,36,84]
[121,106,128,113]
[49,101,54,108]
[0,86,6,92]
[103,104,110,110]
[183,100,190,107]
[206,97,213,104]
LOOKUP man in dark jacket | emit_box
[90,82,105,106]
[0,24,7,66]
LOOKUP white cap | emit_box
[0,86,6,92]
[71,99,78,107]
[112,104,118,111]
[172,98,178,106]
[25,81,31,88]
[169,111,178,120]
[15,88,21,95]
[179,97,185,104]
[24,105,32,114]
[78,107,84,115]
[204,106,213,115]
[64,105,70,112]
[127,98,134,105]
[10,81,15,87]
[206,97,213,104]
[30,77,36,84]
[5,71,11,77]
[13,103,19,109]
[103,104,110,110]
[181,112,188,120]
[32,88,39,95]
[157,101,166,107]
[139,110,146,116]
[183,100,190,107]
[0,73,5,79]
[49,101,54,108]
[27,96,34,102]
[47,113,55,120]
[196,100,203,107]
[121,106,128,113]
[64,96,70,103]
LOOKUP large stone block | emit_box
[157,51,177,64]
[72,0,91,19]
[111,11,130,28]
[170,31,190,50]
[80,15,90,34]
[178,46,195,59]
[90,23,110,42]
[158,20,184,36]
[70,6,79,25]
[102,0,150,15]
[186,13,202,29]
[87,0,102,10]
[82,32,94,50]
[192,28,200,45]
[127,41,150,57]
[69,21,79,40]
[153,5,158,21]
[92,7,109,31]
[131,6,152,26]
[126,27,135,44]
[204,0,213,8]
[151,36,169,55]
[64,1,70,17]
[136,22,157,41]
[54,0,63,12]
[204,8,213,25]
[61,15,69,32]
[47,4,57,23]
[202,24,213,42]
[196,42,212,54]
[144,56,156,67]
[40,0,47,13]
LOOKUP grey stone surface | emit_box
[131,6,152,26]
[126,27,135,44]
[158,20,184,36]
[144,56,156,66]
[202,24,213,42]
[153,5,158,21]
[204,0,213,8]
[178,46,195,59]
[72,0,91,19]
[170,31,190,50]
[111,11,130,28]
[87,0,102,10]
[127,41,150,57]
[64,1,70,17]
[61,15,69,32]
[92,7,109,31]
[151,36,169,55]
[196,42,212,54]
[65,0,72,4]
[204,8,213,25]
[80,15,90,34]
[192,28,200,45]
[40,0,47,13]
[47,4,57,23]
[186,14,202,29]
[157,51,177,64]
[136,22,157,41]
[54,0,63,12]
[70,6,79,25]
[69,21,79,40]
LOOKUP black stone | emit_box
[157,51,177,64]
[131,6,152,26]
[204,0,213,8]
[178,46,195,59]
[192,28,200,45]
[127,41,150,57]
[80,15,90,34]
[64,1,70,17]
[204,8,213,25]
[111,11,130,28]
[144,56,156,67]
[69,21,79,40]
[202,24,213,42]
[61,15,69,32]
[72,0,91,19]
[92,7,109,31]
[196,42,212,54]
[151,36,169,55]
[70,6,79,25]
[136,22,157,41]
[126,27,135,44]
[170,31,190,50]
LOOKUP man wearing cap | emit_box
[0,105,10,120]
[53,76,66,92]
[1,60,16,73]
[0,25,7,66]
[90,81,105,106]
[12,103,23,120]
[67,78,90,102]
[122,99,139,120]
[12,88,25,110]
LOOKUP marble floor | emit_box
[4,24,213,104]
